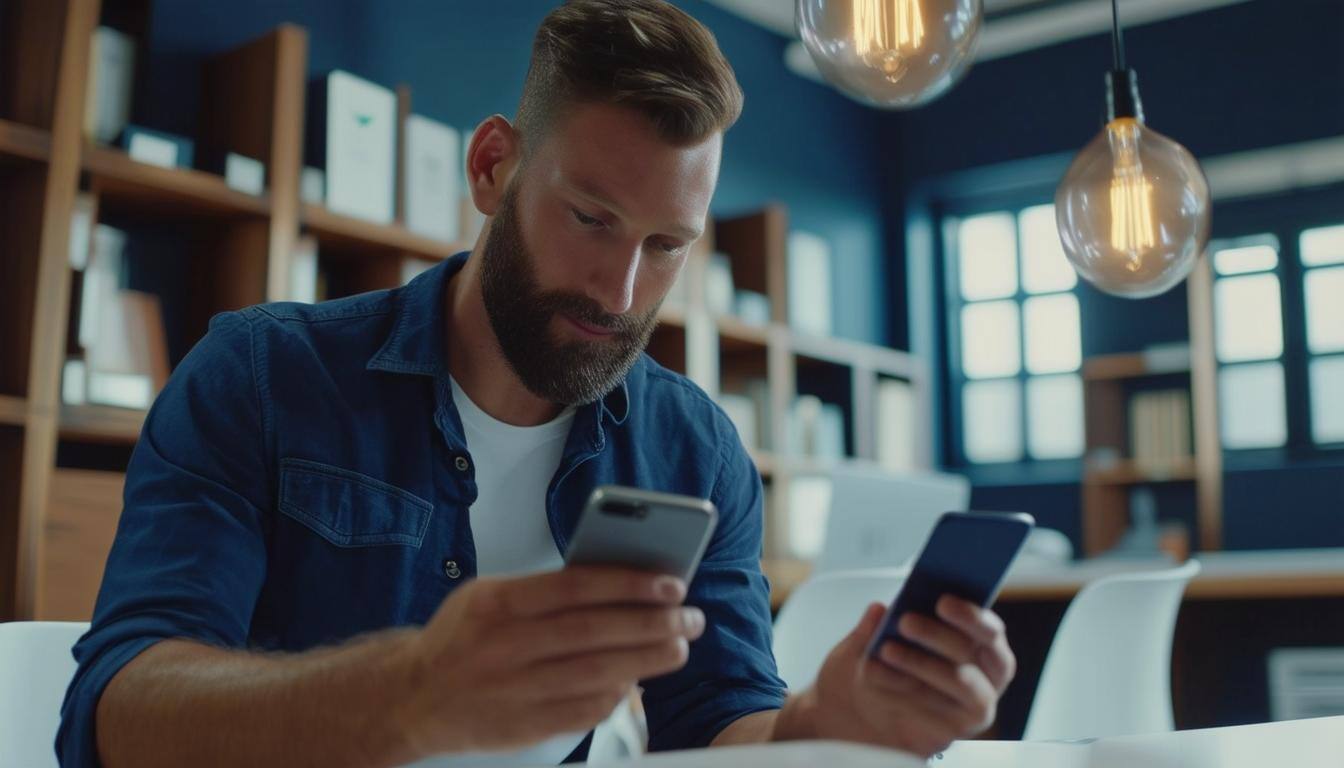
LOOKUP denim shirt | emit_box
[57,255,786,766]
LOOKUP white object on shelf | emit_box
[876,377,916,472]
[84,26,134,144]
[787,230,832,337]
[784,475,832,561]
[78,225,126,350]
[300,166,326,204]
[788,395,824,456]
[312,71,396,223]
[223,153,266,195]
[87,371,153,410]
[1143,342,1192,373]
[289,236,319,304]
[734,290,771,326]
[704,253,735,316]
[404,114,461,242]
[815,403,846,459]
[126,131,180,168]
[62,359,87,406]
[1269,647,1344,721]
[68,194,95,270]
[685,311,720,399]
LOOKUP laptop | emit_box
[812,464,971,575]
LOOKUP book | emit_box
[403,114,460,242]
[83,26,135,143]
[876,377,916,471]
[307,70,397,223]
[787,230,832,337]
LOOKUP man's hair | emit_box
[517,0,744,150]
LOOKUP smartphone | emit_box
[564,485,719,583]
[866,511,1035,660]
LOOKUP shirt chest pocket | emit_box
[278,458,432,547]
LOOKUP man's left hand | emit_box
[773,596,1017,757]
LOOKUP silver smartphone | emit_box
[564,485,718,583]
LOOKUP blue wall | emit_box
[891,0,1344,553]
[140,0,891,347]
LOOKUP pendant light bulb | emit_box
[1055,4,1211,299]
[797,0,983,109]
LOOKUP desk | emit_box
[529,716,1343,767]
[762,548,1344,610]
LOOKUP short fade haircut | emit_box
[516,0,744,151]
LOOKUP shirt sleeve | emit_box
[57,311,273,767]
[641,420,788,751]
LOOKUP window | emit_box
[951,204,1083,464]
[1301,224,1344,445]
[1211,237,1288,449]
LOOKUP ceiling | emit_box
[702,0,1254,79]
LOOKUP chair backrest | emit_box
[772,568,909,691]
[815,465,970,575]
[1023,560,1201,741]
[0,621,90,767]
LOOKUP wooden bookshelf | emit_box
[83,143,270,218]
[0,118,52,162]
[302,203,469,261]
[1079,267,1222,557]
[0,395,26,426]
[0,0,936,619]
[58,403,145,444]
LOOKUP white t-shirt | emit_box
[410,378,583,767]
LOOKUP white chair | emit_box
[1023,560,1201,741]
[0,621,90,767]
[772,568,909,691]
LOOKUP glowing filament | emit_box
[1107,120,1156,267]
[854,0,926,81]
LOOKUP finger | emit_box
[527,638,691,699]
[839,602,889,658]
[878,640,997,716]
[511,605,706,663]
[976,635,1017,693]
[897,612,977,665]
[935,597,1006,647]
[860,656,961,713]
[483,566,686,618]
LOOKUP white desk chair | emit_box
[0,621,89,767]
[1023,559,1201,741]
[772,568,909,691]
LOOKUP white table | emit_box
[558,716,1344,768]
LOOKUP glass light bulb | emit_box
[1056,118,1211,299]
[796,0,982,109]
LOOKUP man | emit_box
[59,1,1015,765]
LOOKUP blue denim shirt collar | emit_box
[364,253,631,427]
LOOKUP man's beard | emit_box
[479,184,660,406]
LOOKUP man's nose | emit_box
[586,243,640,316]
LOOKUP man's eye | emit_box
[571,208,604,228]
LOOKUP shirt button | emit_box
[453,455,470,473]
[443,559,462,579]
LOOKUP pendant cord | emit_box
[1112,0,1127,70]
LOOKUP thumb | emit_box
[835,602,887,657]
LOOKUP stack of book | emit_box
[1129,389,1193,477]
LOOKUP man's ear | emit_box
[464,115,522,217]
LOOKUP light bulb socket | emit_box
[1106,68,1145,122]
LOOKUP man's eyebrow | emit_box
[565,178,703,241]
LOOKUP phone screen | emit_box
[866,511,1033,659]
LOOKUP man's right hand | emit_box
[394,566,704,757]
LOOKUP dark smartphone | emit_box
[564,485,718,583]
[866,511,1035,660]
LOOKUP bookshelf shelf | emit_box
[58,403,145,445]
[302,203,470,261]
[1083,351,1191,381]
[1084,457,1199,486]
[716,315,768,352]
[0,119,52,163]
[83,144,271,218]
[0,395,27,426]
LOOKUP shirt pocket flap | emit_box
[279,458,432,548]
